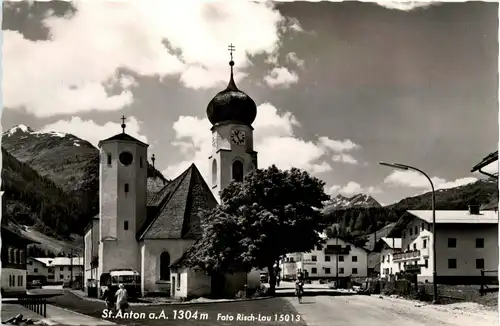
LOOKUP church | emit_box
[84,49,261,298]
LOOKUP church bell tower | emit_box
[207,44,258,196]
[97,116,147,277]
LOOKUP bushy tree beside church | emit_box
[182,165,329,294]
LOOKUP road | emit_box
[286,295,498,326]
[47,291,306,326]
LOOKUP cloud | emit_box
[286,52,304,67]
[372,1,438,11]
[332,153,358,165]
[263,67,299,88]
[4,1,302,117]
[383,170,478,190]
[318,137,361,152]
[40,116,147,147]
[326,182,381,196]
[163,102,338,180]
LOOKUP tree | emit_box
[183,165,329,295]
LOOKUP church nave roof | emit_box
[138,163,218,240]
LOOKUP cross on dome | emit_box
[121,115,126,133]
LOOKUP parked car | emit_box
[28,280,42,289]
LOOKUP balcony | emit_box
[393,250,420,261]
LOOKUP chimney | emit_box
[468,204,480,215]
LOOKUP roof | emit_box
[407,210,498,224]
[471,150,498,173]
[138,163,218,240]
[380,237,402,249]
[98,133,148,148]
[32,257,83,266]
[320,234,371,252]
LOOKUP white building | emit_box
[84,55,261,299]
[280,236,370,280]
[30,257,83,283]
[389,206,498,284]
[374,237,402,279]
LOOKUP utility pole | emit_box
[70,248,73,289]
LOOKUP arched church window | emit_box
[232,160,244,182]
[160,252,170,281]
[212,159,217,186]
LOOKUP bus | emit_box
[99,269,140,299]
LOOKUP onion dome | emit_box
[206,58,257,126]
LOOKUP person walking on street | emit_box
[295,275,304,304]
[101,282,115,313]
[115,284,129,313]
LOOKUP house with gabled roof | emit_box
[84,54,261,298]
[373,237,402,279]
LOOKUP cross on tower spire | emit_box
[228,43,235,62]
[121,115,126,134]
[227,43,237,89]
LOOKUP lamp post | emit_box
[379,162,438,303]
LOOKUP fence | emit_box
[480,269,499,296]
[18,296,47,318]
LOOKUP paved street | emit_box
[286,295,498,326]
[48,291,306,325]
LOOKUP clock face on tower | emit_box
[230,130,246,146]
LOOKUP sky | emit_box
[1,1,498,206]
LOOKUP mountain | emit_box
[323,193,381,214]
[323,179,498,244]
[2,124,169,254]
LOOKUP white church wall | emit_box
[141,239,195,294]
[99,240,140,281]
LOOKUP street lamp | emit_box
[379,162,438,303]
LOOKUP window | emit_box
[409,228,413,236]
[448,238,457,248]
[140,157,143,168]
[124,183,129,193]
[339,256,344,262]
[316,245,322,251]
[423,239,427,249]
[124,221,129,230]
[476,238,484,248]
[476,259,485,269]
[345,245,351,251]
[212,159,217,186]
[352,256,357,262]
[60,267,64,272]
[387,255,391,263]
[421,222,425,231]
[60,274,64,279]
[325,268,331,274]
[160,252,170,281]
[407,245,410,251]
[232,160,244,182]
[19,250,24,264]
[424,259,428,268]
[413,243,417,250]
[325,255,331,262]
[339,268,344,274]
[311,268,317,274]
[8,248,12,263]
[390,268,392,274]
[13,249,18,264]
[290,257,294,263]
[107,153,112,165]
[398,263,401,269]
[311,255,317,262]
[414,226,418,234]
[352,268,358,274]
[34,268,38,273]
[382,255,385,263]
[177,273,181,289]
[448,259,457,269]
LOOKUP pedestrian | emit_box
[276,276,281,287]
[101,281,115,313]
[115,284,129,313]
[295,274,304,304]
